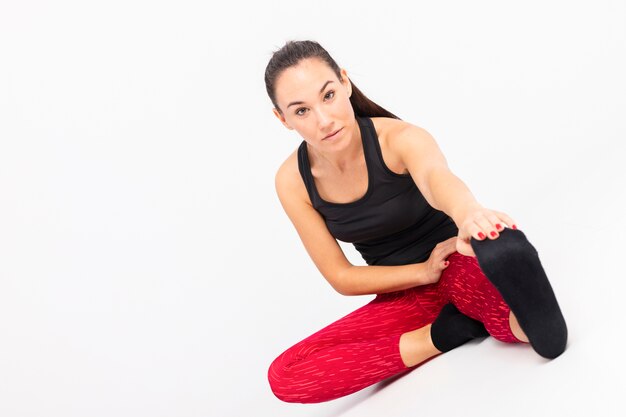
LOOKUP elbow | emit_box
[334,285,353,296]
[331,266,355,296]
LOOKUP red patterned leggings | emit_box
[267,251,524,403]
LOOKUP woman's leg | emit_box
[267,287,441,404]
[436,251,525,344]
[470,228,567,358]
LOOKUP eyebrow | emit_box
[287,80,334,108]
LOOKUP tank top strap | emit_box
[297,140,320,206]
[356,116,387,184]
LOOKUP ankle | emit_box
[399,324,441,367]
[509,311,530,343]
[430,303,489,353]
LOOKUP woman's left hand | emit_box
[455,205,518,257]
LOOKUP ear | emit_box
[272,107,293,130]
[340,68,352,97]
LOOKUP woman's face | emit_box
[273,58,355,148]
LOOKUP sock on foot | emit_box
[470,227,568,359]
[430,303,489,353]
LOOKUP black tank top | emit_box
[297,115,459,266]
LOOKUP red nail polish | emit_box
[478,232,486,239]
[512,224,517,230]
[490,231,497,237]
[496,223,502,230]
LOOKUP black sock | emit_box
[470,227,568,359]
[430,303,489,353]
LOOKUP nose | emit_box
[315,109,333,133]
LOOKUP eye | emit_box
[294,91,335,116]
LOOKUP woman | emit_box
[264,40,567,404]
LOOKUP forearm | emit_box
[428,168,482,227]
[337,262,431,296]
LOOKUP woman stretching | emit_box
[264,40,567,404]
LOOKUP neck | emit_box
[308,119,362,174]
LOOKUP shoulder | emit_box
[370,116,433,148]
[368,117,438,174]
[275,146,312,207]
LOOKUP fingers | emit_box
[467,209,519,241]
[465,218,493,241]
[437,237,459,256]
[475,213,500,239]
[444,236,458,250]
[432,238,457,270]
[492,210,518,230]
[445,237,458,255]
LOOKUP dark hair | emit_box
[264,40,401,120]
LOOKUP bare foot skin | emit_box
[399,324,442,367]
[509,310,529,342]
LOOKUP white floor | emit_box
[1,1,625,416]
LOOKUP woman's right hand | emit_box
[424,236,459,285]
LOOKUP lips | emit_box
[323,128,342,140]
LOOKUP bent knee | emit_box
[267,357,298,403]
[269,387,301,403]
[267,357,327,403]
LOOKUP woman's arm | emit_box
[337,236,457,296]
[392,123,518,255]
[337,263,430,295]
[275,154,441,296]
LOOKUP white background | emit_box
[1,1,625,416]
